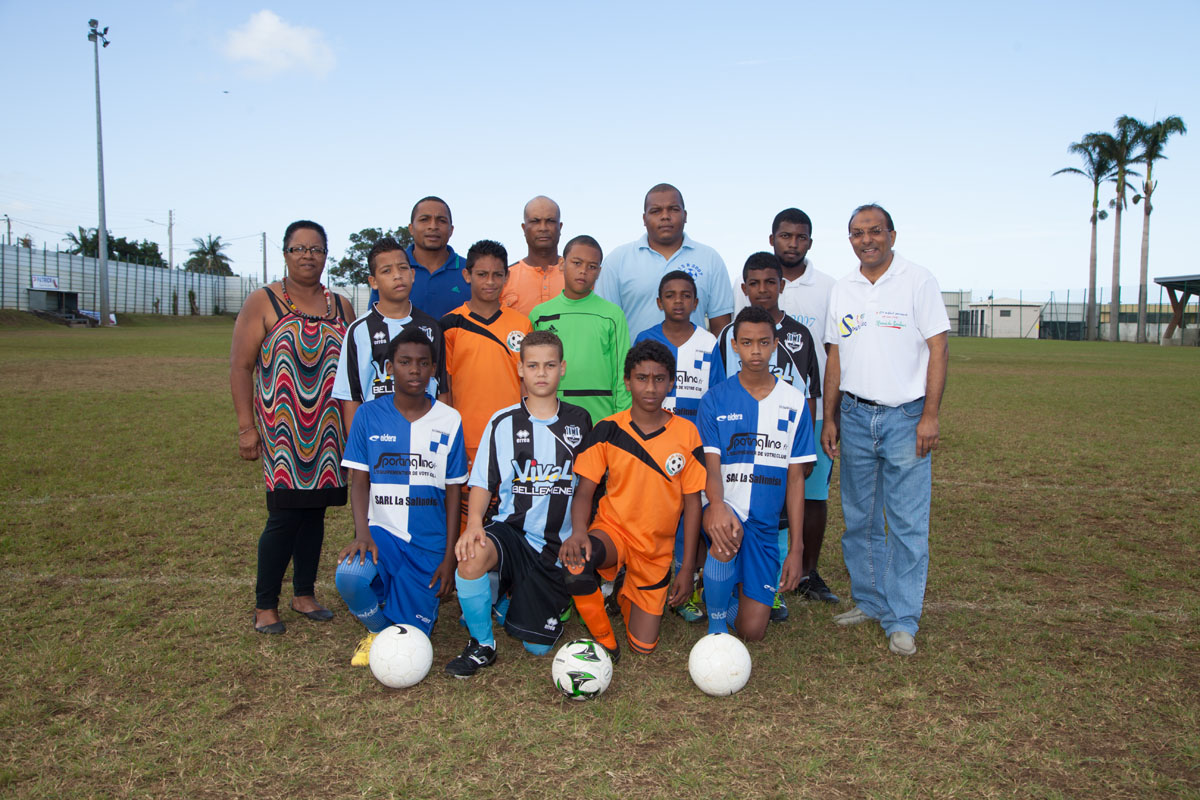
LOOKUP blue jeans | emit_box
[838,394,931,636]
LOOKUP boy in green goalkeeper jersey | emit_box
[529,236,632,424]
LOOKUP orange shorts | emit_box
[594,523,673,618]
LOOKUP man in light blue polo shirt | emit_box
[369,196,470,319]
[597,183,734,340]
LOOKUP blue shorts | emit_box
[702,506,779,608]
[804,420,832,502]
[371,533,446,635]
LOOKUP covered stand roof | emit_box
[1153,275,1200,338]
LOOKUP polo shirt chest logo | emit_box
[875,310,909,330]
[838,313,865,338]
[678,263,703,279]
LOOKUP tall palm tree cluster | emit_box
[1055,115,1186,342]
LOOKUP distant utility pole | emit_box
[145,209,175,269]
[88,18,112,326]
[3,214,10,246]
[262,232,267,283]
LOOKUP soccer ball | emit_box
[369,624,433,688]
[688,633,752,696]
[551,638,613,700]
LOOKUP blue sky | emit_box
[3,1,1197,301]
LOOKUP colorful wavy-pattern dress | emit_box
[255,290,350,509]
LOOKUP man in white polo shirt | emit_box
[821,204,949,657]
[736,208,840,606]
[598,183,734,340]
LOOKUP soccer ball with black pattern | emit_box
[688,633,752,696]
[369,624,434,688]
[551,638,613,700]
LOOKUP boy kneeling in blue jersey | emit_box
[446,330,593,677]
[698,306,816,642]
[335,328,468,666]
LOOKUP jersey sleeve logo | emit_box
[506,330,525,352]
[784,332,803,352]
[563,425,583,448]
[664,452,685,476]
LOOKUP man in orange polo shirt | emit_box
[501,195,564,315]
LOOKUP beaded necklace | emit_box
[281,276,333,320]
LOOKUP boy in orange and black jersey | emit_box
[559,340,706,658]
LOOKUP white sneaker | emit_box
[889,631,917,656]
[833,606,870,626]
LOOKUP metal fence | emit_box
[948,287,1199,343]
[4,245,1197,343]
[0,245,381,319]
[0,245,250,316]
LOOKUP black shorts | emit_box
[486,520,570,647]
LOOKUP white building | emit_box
[966,297,1042,339]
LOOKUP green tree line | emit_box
[63,228,234,276]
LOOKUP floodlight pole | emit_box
[88,19,112,326]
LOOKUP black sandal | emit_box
[289,600,334,621]
[253,610,286,635]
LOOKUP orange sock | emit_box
[573,590,617,651]
[627,629,659,654]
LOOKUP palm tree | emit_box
[1125,115,1187,343]
[1054,138,1115,341]
[1085,119,1142,341]
[184,234,233,276]
[63,226,102,258]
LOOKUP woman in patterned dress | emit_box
[231,220,354,634]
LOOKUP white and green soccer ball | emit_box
[551,638,613,700]
[688,633,751,696]
[369,624,433,689]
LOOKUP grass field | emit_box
[1,315,1197,799]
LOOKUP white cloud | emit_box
[223,10,334,78]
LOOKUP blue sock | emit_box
[728,594,740,631]
[776,526,789,587]
[334,556,389,633]
[522,641,552,656]
[704,554,737,635]
[456,572,495,648]
[493,595,510,625]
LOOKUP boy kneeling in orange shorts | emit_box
[559,340,706,658]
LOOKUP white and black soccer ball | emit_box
[688,633,751,696]
[369,624,434,688]
[551,638,613,700]
[664,452,685,476]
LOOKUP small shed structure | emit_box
[1153,275,1200,346]
[966,297,1042,339]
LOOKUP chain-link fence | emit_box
[944,286,1198,344]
